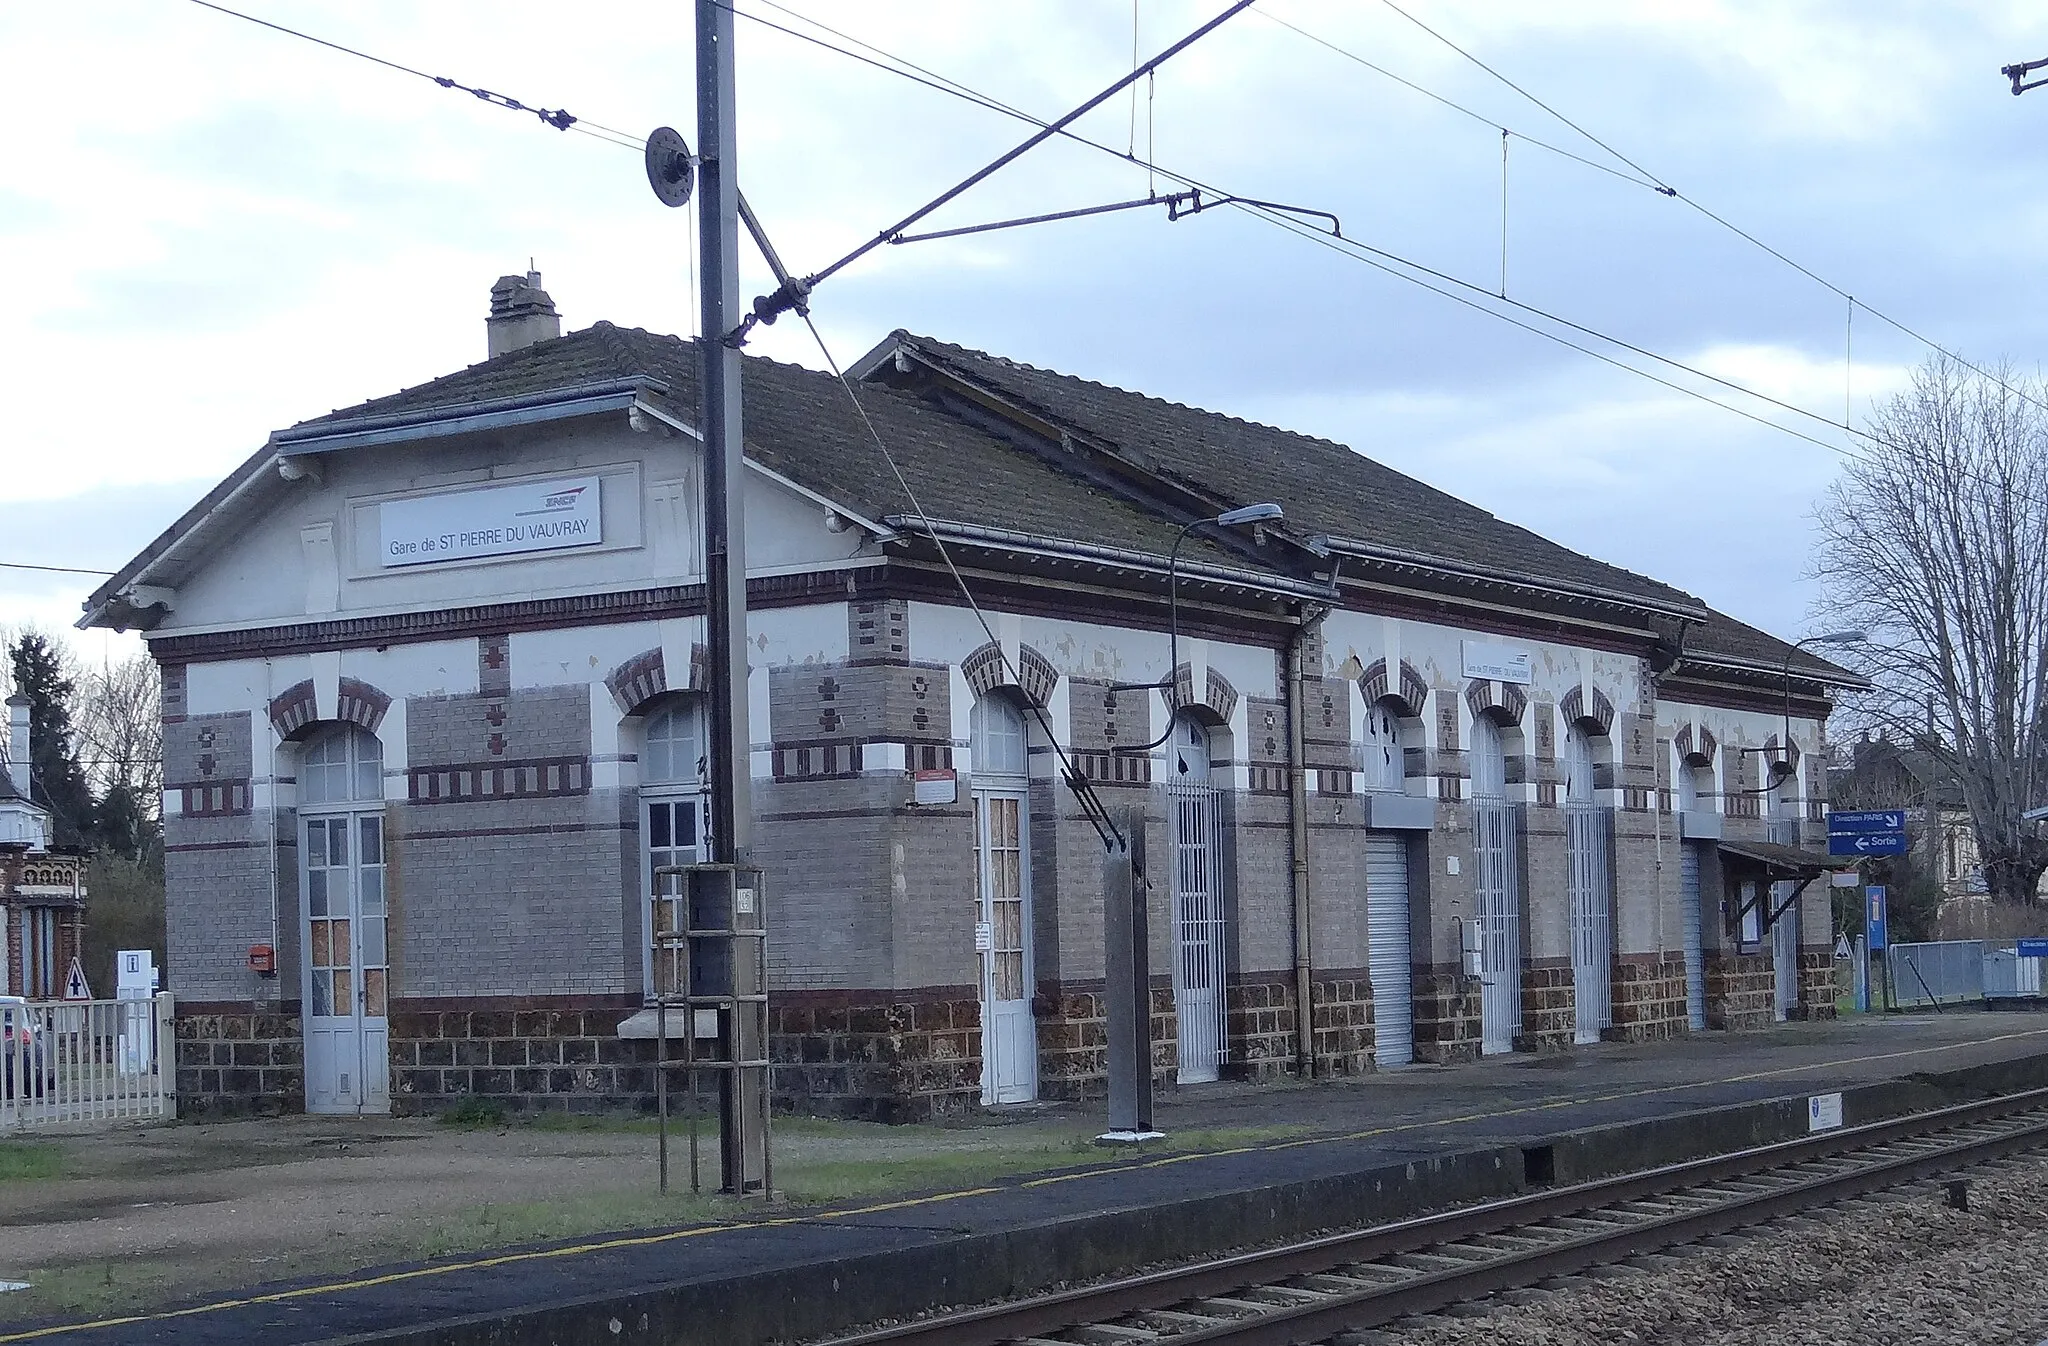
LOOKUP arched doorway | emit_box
[1169,715,1227,1083]
[970,694,1035,1104]
[639,697,707,998]
[1360,698,1414,1066]
[1564,721,1612,1045]
[299,723,390,1115]
[1470,712,1521,1055]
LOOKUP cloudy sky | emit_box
[6,0,2047,662]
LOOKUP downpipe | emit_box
[1288,614,1317,1076]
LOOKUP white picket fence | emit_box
[0,994,176,1130]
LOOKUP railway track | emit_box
[822,1088,2048,1346]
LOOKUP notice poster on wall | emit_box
[379,476,603,567]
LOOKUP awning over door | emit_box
[1717,839,1838,933]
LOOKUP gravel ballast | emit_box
[1383,1153,2048,1346]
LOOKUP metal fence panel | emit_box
[0,993,176,1131]
[1983,946,2047,999]
[1889,941,1986,1008]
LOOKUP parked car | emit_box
[0,997,49,1100]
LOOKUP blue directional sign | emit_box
[2018,938,2048,960]
[1866,886,1888,951]
[1827,809,1908,856]
[1828,810,1907,833]
[1828,831,1909,856]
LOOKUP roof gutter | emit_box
[1319,535,1710,626]
[271,378,665,456]
[1680,650,1873,692]
[885,516,1339,603]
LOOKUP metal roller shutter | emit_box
[1365,833,1413,1067]
[1681,843,1706,1030]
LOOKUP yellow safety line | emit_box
[9,1023,2046,1343]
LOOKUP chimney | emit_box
[5,695,29,800]
[486,270,561,357]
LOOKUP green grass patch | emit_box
[0,1141,64,1182]
[435,1097,509,1128]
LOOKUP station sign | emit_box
[2018,938,2048,959]
[379,475,603,568]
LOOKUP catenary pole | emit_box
[697,0,766,1194]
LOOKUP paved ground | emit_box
[0,1009,2042,1342]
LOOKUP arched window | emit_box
[301,725,382,806]
[1564,722,1597,806]
[971,694,1028,780]
[1361,698,1406,794]
[1470,712,1506,800]
[643,701,705,787]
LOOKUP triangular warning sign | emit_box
[62,958,91,1001]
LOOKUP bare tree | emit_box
[1815,354,2048,903]
[75,651,162,806]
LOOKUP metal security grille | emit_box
[1474,800,1521,1054]
[1170,776,1227,1083]
[1680,842,1707,1030]
[1567,805,1612,1044]
[1365,834,1413,1066]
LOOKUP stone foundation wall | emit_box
[1311,973,1375,1076]
[1706,952,1776,1030]
[1226,976,1299,1081]
[1608,954,1689,1041]
[1797,949,1838,1021]
[174,1005,303,1115]
[1517,959,1575,1051]
[769,994,982,1122]
[1036,984,1178,1103]
[1412,966,1482,1064]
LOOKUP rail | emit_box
[825,1087,2048,1346]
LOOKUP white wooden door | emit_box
[1364,834,1413,1066]
[1170,720,1226,1083]
[975,791,1035,1103]
[303,812,390,1115]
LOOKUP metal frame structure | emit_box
[651,862,772,1196]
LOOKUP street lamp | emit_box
[1780,629,1866,782]
[1113,503,1285,753]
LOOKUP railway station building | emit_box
[83,276,1857,1118]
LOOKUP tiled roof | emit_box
[885,333,1852,680]
[891,336,1700,607]
[293,323,1257,572]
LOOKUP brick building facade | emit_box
[2,697,88,1000]
[84,280,1855,1118]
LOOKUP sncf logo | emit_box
[543,486,587,510]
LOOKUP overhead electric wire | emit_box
[1250,8,1666,193]
[1354,0,2048,423]
[182,0,646,153]
[734,2,2048,514]
[0,561,116,577]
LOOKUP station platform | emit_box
[13,1012,2048,1346]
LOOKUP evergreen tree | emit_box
[7,633,97,850]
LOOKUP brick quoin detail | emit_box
[335,677,391,734]
[267,680,318,738]
[961,641,1060,708]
